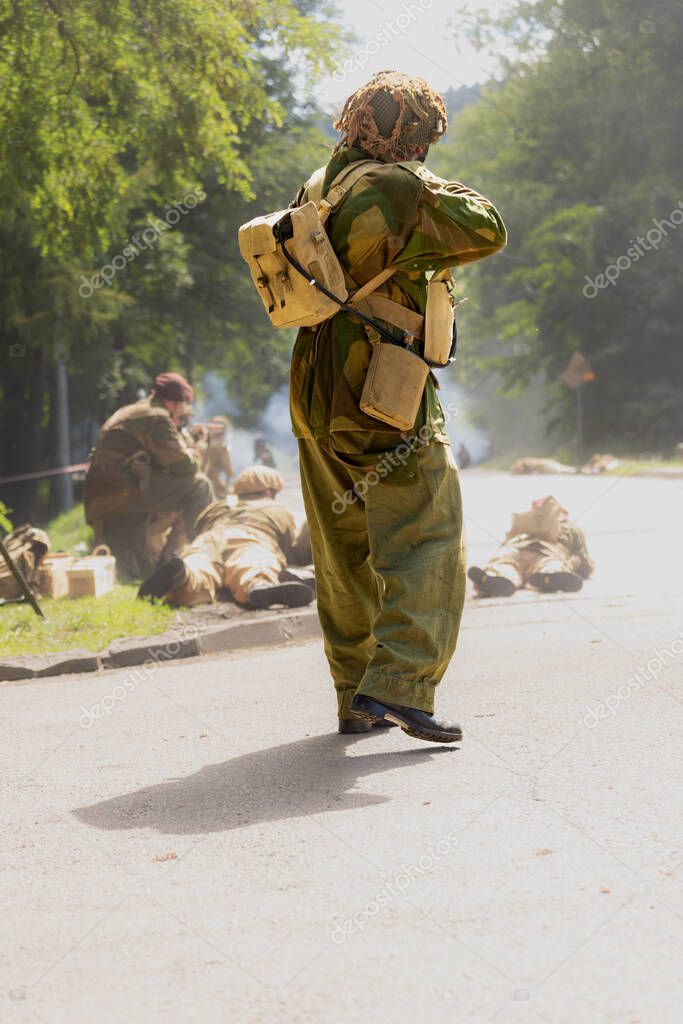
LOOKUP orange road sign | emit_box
[562,351,595,389]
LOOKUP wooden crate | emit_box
[36,552,74,599]
[67,546,116,599]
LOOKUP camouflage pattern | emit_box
[289,144,505,718]
[289,146,507,443]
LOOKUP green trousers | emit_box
[297,435,465,718]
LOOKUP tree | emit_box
[0,0,339,518]
[432,0,683,454]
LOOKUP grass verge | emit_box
[41,503,93,554]
[0,586,176,658]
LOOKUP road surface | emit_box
[2,470,682,1023]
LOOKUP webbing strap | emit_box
[360,295,424,340]
[317,160,381,224]
[306,158,426,340]
[350,265,397,304]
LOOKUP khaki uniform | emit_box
[199,438,234,499]
[193,430,233,497]
[480,523,594,591]
[290,147,507,717]
[84,397,213,580]
[168,498,303,607]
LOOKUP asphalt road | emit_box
[2,470,683,1023]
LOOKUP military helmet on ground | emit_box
[334,70,448,162]
[233,465,284,496]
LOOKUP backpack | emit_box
[238,160,386,330]
[0,525,50,601]
[238,159,459,367]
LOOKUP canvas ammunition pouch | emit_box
[360,341,431,431]
[424,269,457,366]
[0,525,50,600]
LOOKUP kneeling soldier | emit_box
[84,373,214,580]
[137,466,314,609]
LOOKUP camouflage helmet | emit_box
[334,70,448,162]
[233,465,284,496]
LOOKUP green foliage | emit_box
[0,585,176,656]
[0,501,12,534]
[0,0,338,261]
[42,503,93,554]
[433,0,683,451]
[0,0,339,518]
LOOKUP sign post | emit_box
[561,352,595,466]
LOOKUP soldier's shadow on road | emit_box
[74,733,455,835]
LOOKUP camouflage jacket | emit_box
[289,147,507,445]
[90,397,199,475]
[508,522,595,579]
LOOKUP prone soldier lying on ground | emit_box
[84,372,214,581]
[136,465,314,609]
[510,457,577,475]
[468,495,595,597]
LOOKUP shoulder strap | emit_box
[305,165,326,206]
[317,159,382,224]
[303,158,426,336]
[350,266,397,304]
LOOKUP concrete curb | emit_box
[0,607,322,683]
[0,648,102,682]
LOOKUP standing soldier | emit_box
[84,373,214,580]
[194,416,234,498]
[290,71,507,739]
[254,438,276,469]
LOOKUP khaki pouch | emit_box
[360,342,430,431]
[424,269,455,366]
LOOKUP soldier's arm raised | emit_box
[395,166,507,272]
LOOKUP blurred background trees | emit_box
[0,0,337,518]
[2,0,682,522]
[432,0,683,456]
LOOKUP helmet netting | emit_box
[334,70,448,161]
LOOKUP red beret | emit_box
[154,372,194,402]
